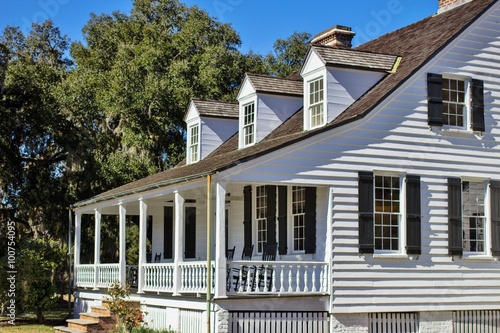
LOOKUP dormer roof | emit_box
[307,45,400,73]
[245,73,303,97]
[184,98,238,121]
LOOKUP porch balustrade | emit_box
[179,261,215,293]
[75,263,120,289]
[76,261,328,296]
[75,264,95,288]
[227,261,329,295]
[143,263,175,292]
[97,264,120,288]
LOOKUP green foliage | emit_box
[265,31,311,78]
[0,21,73,237]
[17,238,66,322]
[62,0,263,178]
[107,283,144,333]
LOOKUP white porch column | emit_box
[93,209,101,290]
[137,199,147,293]
[119,204,127,286]
[73,211,81,289]
[214,181,227,298]
[173,191,185,296]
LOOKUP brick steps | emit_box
[54,303,115,333]
[54,299,142,333]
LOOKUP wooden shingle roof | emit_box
[191,98,238,118]
[74,0,495,208]
[246,73,303,96]
[311,45,399,72]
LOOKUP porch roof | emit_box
[73,0,494,209]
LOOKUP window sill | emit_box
[458,254,496,261]
[432,126,480,136]
[372,253,408,259]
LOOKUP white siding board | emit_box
[256,94,302,143]
[199,117,238,160]
[326,68,384,123]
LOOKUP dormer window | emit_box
[188,124,199,163]
[243,102,255,146]
[308,77,325,129]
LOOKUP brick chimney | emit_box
[438,0,472,13]
[310,25,355,48]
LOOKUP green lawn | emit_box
[0,298,69,332]
[1,324,55,332]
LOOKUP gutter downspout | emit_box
[206,174,212,333]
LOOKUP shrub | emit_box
[106,283,144,333]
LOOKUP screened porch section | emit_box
[73,182,330,298]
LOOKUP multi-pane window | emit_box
[442,78,466,127]
[256,186,267,253]
[188,124,199,163]
[292,186,306,252]
[243,102,255,146]
[374,175,401,251]
[462,181,486,253]
[309,78,324,128]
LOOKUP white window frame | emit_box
[307,76,325,129]
[461,179,488,255]
[187,123,200,164]
[288,186,306,254]
[373,174,406,254]
[255,185,267,254]
[242,101,255,147]
[442,75,472,130]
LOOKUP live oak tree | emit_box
[265,31,311,78]
[0,21,71,321]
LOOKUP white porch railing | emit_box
[227,261,329,295]
[97,263,120,288]
[76,261,329,296]
[76,264,95,288]
[179,261,215,293]
[143,263,175,292]
[75,264,120,289]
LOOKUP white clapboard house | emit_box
[69,0,500,332]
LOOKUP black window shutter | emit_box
[243,185,252,249]
[448,178,463,256]
[184,207,196,259]
[278,186,288,255]
[266,185,277,245]
[490,181,500,256]
[406,175,421,255]
[359,171,374,254]
[427,73,443,126]
[471,79,485,132]
[163,206,173,259]
[304,187,317,254]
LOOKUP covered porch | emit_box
[72,176,331,298]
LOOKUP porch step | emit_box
[66,318,100,331]
[54,326,86,333]
[54,299,140,332]
[90,305,111,316]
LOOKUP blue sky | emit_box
[0,0,438,55]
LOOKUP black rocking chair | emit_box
[255,243,277,291]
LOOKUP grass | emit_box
[0,323,56,332]
[0,298,69,333]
